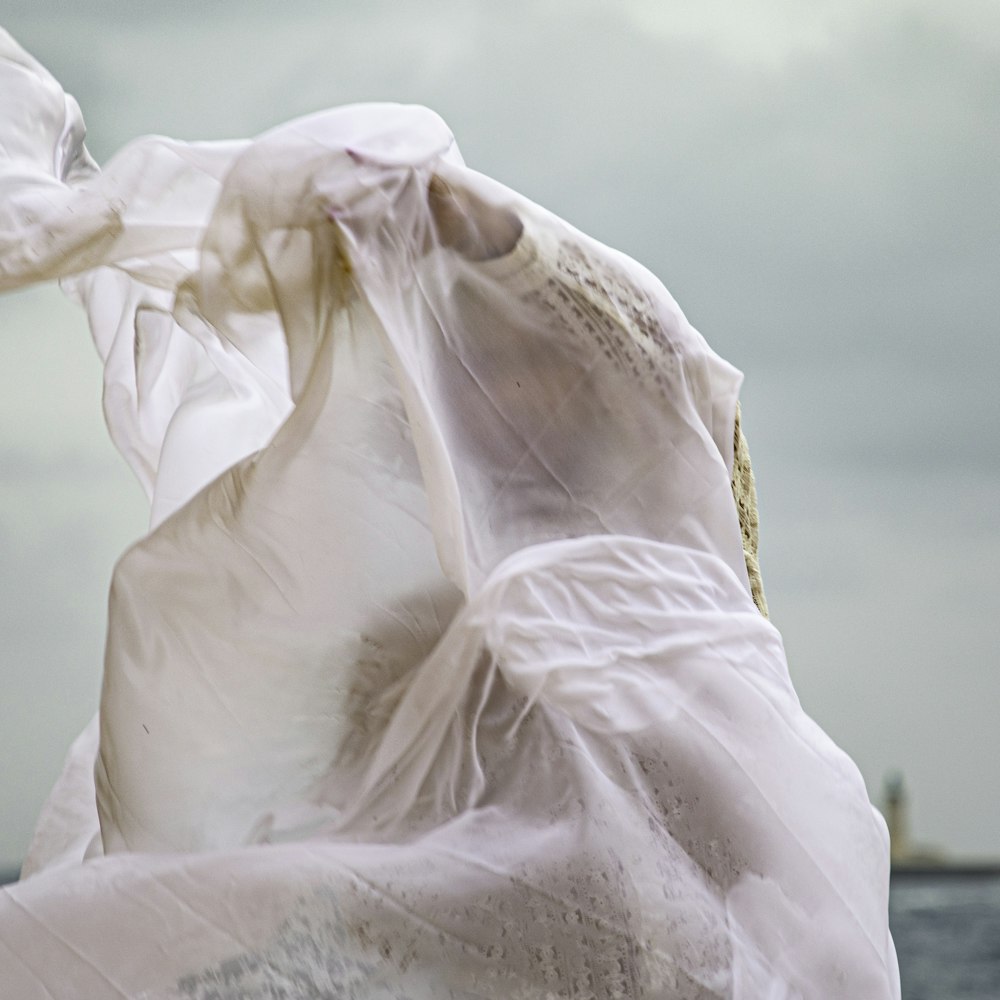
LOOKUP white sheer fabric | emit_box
[0,31,899,999]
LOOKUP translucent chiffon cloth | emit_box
[0,31,899,999]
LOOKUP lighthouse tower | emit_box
[883,771,909,863]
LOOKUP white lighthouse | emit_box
[883,771,909,863]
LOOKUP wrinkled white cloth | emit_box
[0,30,899,999]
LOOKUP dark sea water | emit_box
[890,875,1000,1000]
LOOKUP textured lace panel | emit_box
[512,233,767,617]
[172,892,380,1000]
[517,235,681,402]
[166,856,729,1000]
[730,403,768,618]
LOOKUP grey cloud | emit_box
[741,360,1000,472]
[0,0,996,860]
[0,448,123,484]
[0,512,119,861]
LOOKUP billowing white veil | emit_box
[0,31,899,999]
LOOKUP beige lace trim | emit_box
[731,403,768,618]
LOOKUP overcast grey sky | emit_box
[1,0,997,867]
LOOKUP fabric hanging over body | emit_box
[0,30,899,999]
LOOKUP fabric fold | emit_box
[0,30,899,999]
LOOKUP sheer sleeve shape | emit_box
[0,31,899,999]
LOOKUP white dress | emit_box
[0,30,900,999]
